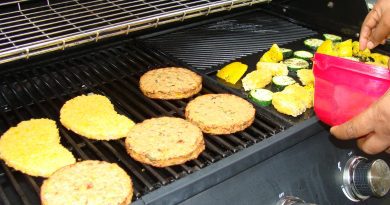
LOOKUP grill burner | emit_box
[0,39,284,204]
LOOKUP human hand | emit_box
[359,0,390,51]
[330,89,390,155]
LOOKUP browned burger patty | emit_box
[125,117,205,167]
[139,67,202,99]
[41,160,133,205]
[185,94,256,135]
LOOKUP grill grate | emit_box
[0,0,269,64]
[0,40,285,204]
[143,10,317,71]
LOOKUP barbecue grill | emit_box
[0,0,389,205]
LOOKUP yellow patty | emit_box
[139,67,202,99]
[125,117,204,167]
[185,94,256,135]
[60,94,135,140]
[0,119,75,177]
[41,160,133,205]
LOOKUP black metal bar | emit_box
[0,162,31,205]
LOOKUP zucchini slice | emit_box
[281,48,293,59]
[323,33,342,42]
[304,38,324,50]
[283,58,310,71]
[249,89,273,106]
[272,76,296,91]
[293,50,314,60]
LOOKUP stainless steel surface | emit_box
[343,156,369,201]
[342,156,390,201]
[367,159,390,197]
[0,0,269,64]
[276,196,317,205]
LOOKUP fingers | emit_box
[330,107,375,140]
[357,133,390,155]
[369,18,390,49]
[360,9,381,50]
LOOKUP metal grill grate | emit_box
[0,40,285,204]
[143,10,317,71]
[0,0,270,64]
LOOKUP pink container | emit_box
[313,53,390,126]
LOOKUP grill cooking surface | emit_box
[0,40,285,205]
[143,9,316,71]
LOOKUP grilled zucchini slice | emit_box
[283,58,310,71]
[249,89,273,106]
[323,33,342,42]
[281,48,293,59]
[293,50,314,60]
[304,38,324,50]
[272,76,296,91]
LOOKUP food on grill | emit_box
[317,38,389,67]
[369,53,389,67]
[272,84,313,117]
[297,69,314,86]
[259,44,283,63]
[323,33,342,42]
[216,62,248,84]
[303,38,324,50]
[335,39,353,57]
[40,160,133,205]
[249,89,273,106]
[139,67,202,99]
[281,48,293,58]
[316,39,337,56]
[272,76,296,91]
[60,94,135,140]
[242,69,272,91]
[256,62,288,76]
[0,119,75,177]
[185,94,255,134]
[283,58,310,71]
[293,50,314,61]
[125,117,204,167]
[352,41,371,61]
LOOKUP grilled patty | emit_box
[185,94,256,135]
[0,119,75,177]
[60,94,135,140]
[41,160,133,205]
[139,67,202,99]
[125,117,205,167]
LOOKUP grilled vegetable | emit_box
[297,69,314,86]
[317,40,337,56]
[304,38,324,50]
[216,62,248,84]
[293,50,314,60]
[272,75,296,91]
[249,89,273,106]
[283,58,310,71]
[256,62,288,76]
[272,84,313,117]
[260,44,283,63]
[242,69,272,91]
[352,41,371,60]
[323,33,342,42]
[370,53,389,67]
[335,39,353,57]
[281,48,293,58]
